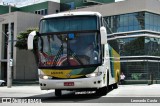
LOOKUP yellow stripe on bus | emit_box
[111,48,121,82]
[41,69,83,78]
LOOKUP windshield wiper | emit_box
[53,45,84,66]
[53,45,63,65]
[68,49,84,66]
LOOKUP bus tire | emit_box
[96,71,109,96]
[113,83,118,89]
[107,70,109,87]
[96,86,108,96]
[55,89,62,96]
[106,70,111,91]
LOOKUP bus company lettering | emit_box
[51,72,63,75]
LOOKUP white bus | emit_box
[28,12,120,96]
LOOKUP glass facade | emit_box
[121,62,147,80]
[109,36,160,56]
[60,0,115,11]
[106,11,160,82]
[109,36,160,81]
[105,11,160,33]
[145,12,160,32]
[117,37,144,56]
[122,62,160,80]
[145,37,160,56]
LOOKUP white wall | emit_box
[15,12,42,80]
[0,13,15,80]
[0,12,42,80]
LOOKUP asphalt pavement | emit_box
[1,84,160,97]
[0,84,160,105]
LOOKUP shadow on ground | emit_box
[23,89,113,103]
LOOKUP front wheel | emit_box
[96,86,108,96]
[55,89,62,96]
[113,83,118,89]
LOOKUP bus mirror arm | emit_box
[27,31,37,50]
[100,26,107,44]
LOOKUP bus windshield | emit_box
[40,16,99,33]
[38,32,101,68]
[38,15,101,68]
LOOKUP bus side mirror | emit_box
[27,31,37,50]
[100,26,107,44]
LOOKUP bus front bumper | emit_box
[39,76,104,90]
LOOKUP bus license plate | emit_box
[64,82,74,86]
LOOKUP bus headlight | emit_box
[39,74,52,79]
[86,72,102,78]
[43,76,49,79]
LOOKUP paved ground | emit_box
[106,84,160,97]
[0,84,53,97]
[0,84,160,106]
[1,84,160,97]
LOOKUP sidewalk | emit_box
[0,84,54,97]
[106,84,160,97]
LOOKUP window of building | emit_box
[121,62,147,80]
[41,10,44,15]
[35,11,38,14]
[145,37,160,56]
[44,9,48,15]
[2,23,14,59]
[37,11,41,15]
[105,11,160,34]
[121,62,160,80]
[67,2,75,10]
[56,10,59,13]
[115,37,145,56]
[35,9,48,15]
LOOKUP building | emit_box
[20,1,60,15]
[0,0,115,81]
[0,1,60,15]
[60,0,115,11]
[71,0,160,83]
[0,1,60,81]
[0,5,19,14]
[1,0,160,83]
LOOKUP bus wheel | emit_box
[55,89,62,96]
[96,86,108,96]
[106,70,111,91]
[113,83,118,89]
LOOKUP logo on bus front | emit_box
[66,74,71,78]
[51,72,63,75]
[41,67,97,79]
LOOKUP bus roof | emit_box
[42,11,102,19]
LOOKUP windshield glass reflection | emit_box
[38,32,101,68]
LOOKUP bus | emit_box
[27,11,120,96]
